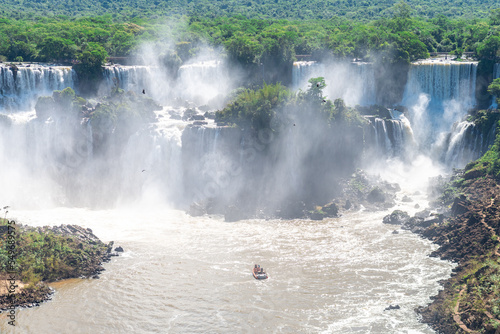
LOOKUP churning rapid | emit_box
[0,56,497,332]
[3,200,453,333]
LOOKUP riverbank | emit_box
[399,174,500,333]
[0,220,121,311]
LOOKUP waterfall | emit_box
[403,61,477,108]
[0,65,76,111]
[365,113,412,158]
[102,60,234,106]
[0,106,191,208]
[443,120,496,168]
[101,65,172,104]
[177,60,235,105]
[292,61,324,89]
[102,66,152,94]
[402,60,478,148]
[292,61,376,106]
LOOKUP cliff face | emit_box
[418,176,500,333]
[181,121,366,219]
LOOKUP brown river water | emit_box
[0,195,454,334]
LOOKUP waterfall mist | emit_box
[293,60,376,106]
[0,55,492,215]
[103,44,243,108]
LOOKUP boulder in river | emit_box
[383,210,410,225]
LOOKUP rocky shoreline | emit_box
[382,173,500,333]
[0,222,123,311]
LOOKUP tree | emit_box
[73,42,108,95]
[488,78,500,105]
[224,33,264,64]
[7,41,36,61]
[306,77,327,100]
[38,37,77,62]
[75,42,107,75]
[477,35,500,60]
[391,1,413,31]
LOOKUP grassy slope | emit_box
[418,110,500,333]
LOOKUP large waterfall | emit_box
[401,60,478,152]
[0,106,194,208]
[0,64,76,111]
[102,60,235,106]
[292,61,376,106]
[0,58,476,333]
[403,60,477,108]
[0,59,492,209]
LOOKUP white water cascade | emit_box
[365,112,415,159]
[0,64,76,111]
[102,65,159,96]
[292,61,376,106]
[102,60,236,106]
[402,60,477,149]
[0,106,198,209]
[442,119,496,168]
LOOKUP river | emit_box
[0,195,454,333]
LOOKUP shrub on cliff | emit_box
[0,221,110,287]
[216,78,365,133]
[215,82,292,130]
[489,78,500,105]
[35,87,87,120]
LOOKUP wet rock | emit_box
[367,187,386,203]
[204,111,216,119]
[401,216,424,232]
[188,202,206,217]
[383,210,410,225]
[402,195,413,202]
[8,64,19,80]
[189,114,205,121]
[451,194,470,216]
[105,241,114,255]
[415,209,431,219]
[384,304,400,311]
[322,202,339,217]
[182,108,197,120]
[279,201,306,219]
[114,246,124,252]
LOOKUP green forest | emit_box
[0,0,498,21]
[0,4,499,75]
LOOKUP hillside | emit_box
[0,0,498,21]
